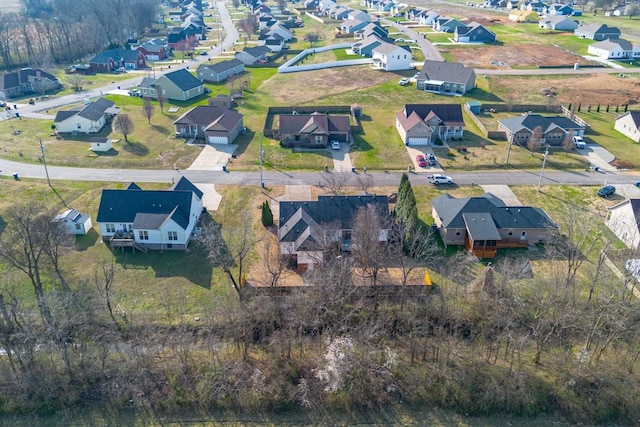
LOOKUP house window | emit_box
[139,230,149,240]
[75,224,82,230]
[77,124,81,129]
[508,228,514,236]
[168,231,178,241]
[106,224,115,233]
[455,231,461,236]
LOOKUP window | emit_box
[508,228,514,236]
[106,223,115,233]
[455,231,461,236]
[75,224,82,230]
[139,230,149,240]
[168,231,178,241]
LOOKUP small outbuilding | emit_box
[54,209,93,235]
[90,137,114,152]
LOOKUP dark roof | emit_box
[197,59,244,74]
[279,195,390,243]
[418,60,475,85]
[576,23,620,35]
[78,97,116,121]
[432,193,556,230]
[54,110,78,123]
[463,212,502,240]
[161,69,203,91]
[170,176,204,199]
[90,49,142,64]
[618,111,640,128]
[173,106,243,132]
[279,113,350,135]
[0,68,58,91]
[402,104,465,126]
[240,45,270,58]
[499,113,584,133]
[97,178,202,230]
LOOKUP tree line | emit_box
[0,0,159,71]
[1,178,640,423]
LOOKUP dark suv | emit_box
[597,185,616,198]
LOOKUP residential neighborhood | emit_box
[1,0,640,423]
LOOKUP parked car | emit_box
[416,154,427,167]
[398,78,410,86]
[396,38,405,42]
[597,185,616,198]
[128,89,142,97]
[426,153,437,165]
[331,140,341,150]
[428,174,453,185]
[573,136,586,149]
[200,51,209,56]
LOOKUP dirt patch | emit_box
[260,66,392,104]
[447,44,598,68]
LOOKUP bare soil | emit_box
[447,44,598,68]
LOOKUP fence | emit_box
[463,103,506,140]
[278,43,369,73]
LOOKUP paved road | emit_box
[381,18,444,62]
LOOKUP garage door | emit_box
[407,137,430,146]
[208,135,229,144]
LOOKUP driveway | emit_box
[405,145,444,173]
[271,185,312,222]
[578,144,617,172]
[481,185,523,206]
[330,142,353,172]
[193,183,222,211]
[381,18,444,62]
[187,144,238,171]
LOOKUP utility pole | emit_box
[505,138,512,164]
[537,146,549,192]
[39,139,51,188]
[259,131,264,188]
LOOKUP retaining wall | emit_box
[278,43,370,73]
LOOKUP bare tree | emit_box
[112,113,134,143]
[141,97,155,124]
[354,173,374,194]
[155,85,167,114]
[199,213,261,296]
[256,231,290,287]
[94,260,123,330]
[238,17,257,40]
[66,75,86,91]
[319,172,351,195]
[562,131,575,153]
[304,32,321,48]
[527,125,543,153]
[351,205,389,286]
[627,4,640,19]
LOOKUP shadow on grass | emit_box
[231,129,255,158]
[121,141,149,156]
[151,124,171,136]
[468,88,502,102]
[95,149,119,157]
[112,244,213,289]
[76,229,99,251]
[352,134,373,152]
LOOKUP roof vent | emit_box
[518,208,521,212]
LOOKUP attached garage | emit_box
[207,135,229,144]
[406,137,431,146]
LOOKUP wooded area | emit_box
[0,0,159,71]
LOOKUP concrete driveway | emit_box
[405,145,443,173]
[330,142,353,172]
[187,144,238,171]
[578,144,617,172]
[481,185,523,206]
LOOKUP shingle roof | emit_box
[432,193,556,231]
[418,60,475,85]
[241,45,270,58]
[90,49,142,64]
[0,68,58,91]
[161,69,203,91]
[401,104,465,126]
[279,113,350,136]
[575,23,620,35]
[463,212,502,240]
[78,97,116,121]
[591,38,633,51]
[173,105,243,133]
[498,113,583,134]
[197,59,244,74]
[618,111,640,128]
[97,178,202,230]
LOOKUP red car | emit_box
[416,154,427,167]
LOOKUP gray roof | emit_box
[617,111,640,128]
[90,49,142,64]
[591,38,633,51]
[279,113,350,136]
[463,212,502,240]
[575,23,620,35]
[418,60,475,85]
[432,193,556,231]
[0,68,59,91]
[240,45,270,58]
[197,59,244,74]
[54,209,90,224]
[402,104,465,125]
[78,97,116,121]
[161,69,203,91]
[173,106,243,132]
[96,177,202,230]
[498,113,584,134]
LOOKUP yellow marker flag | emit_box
[424,270,432,286]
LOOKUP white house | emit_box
[607,199,640,250]
[615,111,640,143]
[53,97,120,134]
[588,39,639,60]
[54,209,93,235]
[96,177,204,251]
[370,43,412,71]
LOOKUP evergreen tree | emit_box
[395,173,418,239]
[261,201,274,227]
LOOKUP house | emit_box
[523,0,546,13]
[607,199,640,250]
[395,104,465,145]
[89,49,147,73]
[416,60,476,95]
[278,195,390,271]
[432,193,557,258]
[454,22,496,43]
[89,137,114,152]
[136,39,168,61]
[0,68,61,98]
[543,3,581,16]
[418,10,440,26]
[235,45,271,65]
[498,113,585,146]
[538,15,578,31]
[354,22,388,40]
[588,39,640,60]
[262,34,286,52]
[54,209,93,235]
[278,112,351,148]
[196,59,245,82]
[508,10,539,23]
[168,29,198,49]
[331,6,351,19]
[340,19,369,34]
[208,94,233,109]
[53,97,120,134]
[347,9,371,22]
[352,35,383,56]
[96,177,204,251]
[614,111,640,143]
[433,17,467,33]
[173,105,244,144]
[140,69,204,101]
[605,5,626,16]
[370,43,412,71]
[574,23,620,40]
